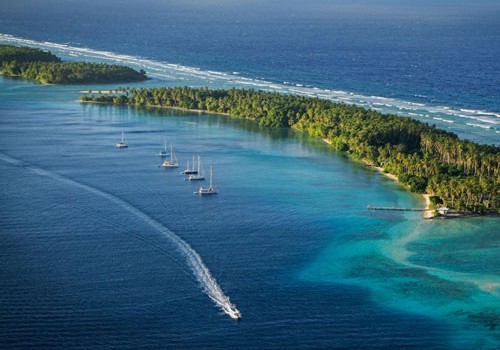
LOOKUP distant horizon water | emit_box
[0,33,499,145]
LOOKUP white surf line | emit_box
[0,152,241,320]
[2,32,499,138]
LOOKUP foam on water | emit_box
[1,33,498,144]
[0,151,241,320]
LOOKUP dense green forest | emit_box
[82,87,500,214]
[0,45,147,84]
[0,45,61,63]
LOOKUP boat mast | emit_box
[209,162,213,189]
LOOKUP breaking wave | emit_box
[1,33,498,144]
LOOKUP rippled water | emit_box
[1,77,498,349]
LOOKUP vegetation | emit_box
[0,45,61,63]
[0,45,147,84]
[81,87,500,214]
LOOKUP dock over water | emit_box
[367,205,428,212]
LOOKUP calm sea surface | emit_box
[0,78,498,349]
[0,1,499,348]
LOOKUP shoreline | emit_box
[322,138,434,219]
[80,100,234,117]
[86,101,432,216]
[80,99,491,220]
[159,105,234,117]
[372,164,434,219]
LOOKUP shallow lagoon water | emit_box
[0,77,499,349]
[300,214,500,349]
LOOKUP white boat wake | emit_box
[0,152,241,320]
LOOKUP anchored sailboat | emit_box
[161,143,179,168]
[187,156,205,181]
[181,156,198,175]
[115,132,128,148]
[156,138,170,157]
[194,162,216,195]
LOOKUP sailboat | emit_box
[181,156,198,175]
[161,143,179,168]
[115,132,128,148]
[156,138,170,157]
[187,156,205,181]
[194,162,216,195]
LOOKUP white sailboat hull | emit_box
[195,188,217,195]
[161,142,178,168]
[194,161,216,194]
[116,132,128,148]
[162,162,179,168]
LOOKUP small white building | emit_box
[437,207,449,215]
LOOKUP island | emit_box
[81,87,499,215]
[0,45,147,84]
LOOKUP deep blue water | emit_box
[1,77,499,349]
[1,0,499,109]
[1,1,499,349]
[0,0,499,144]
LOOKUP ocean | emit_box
[0,1,499,349]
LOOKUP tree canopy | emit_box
[0,45,147,84]
[81,86,500,214]
[0,45,61,64]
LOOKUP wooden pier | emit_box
[367,205,428,212]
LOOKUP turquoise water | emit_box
[301,215,500,349]
[1,76,499,349]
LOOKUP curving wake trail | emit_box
[0,152,241,320]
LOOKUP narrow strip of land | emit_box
[0,45,148,84]
[81,87,499,216]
